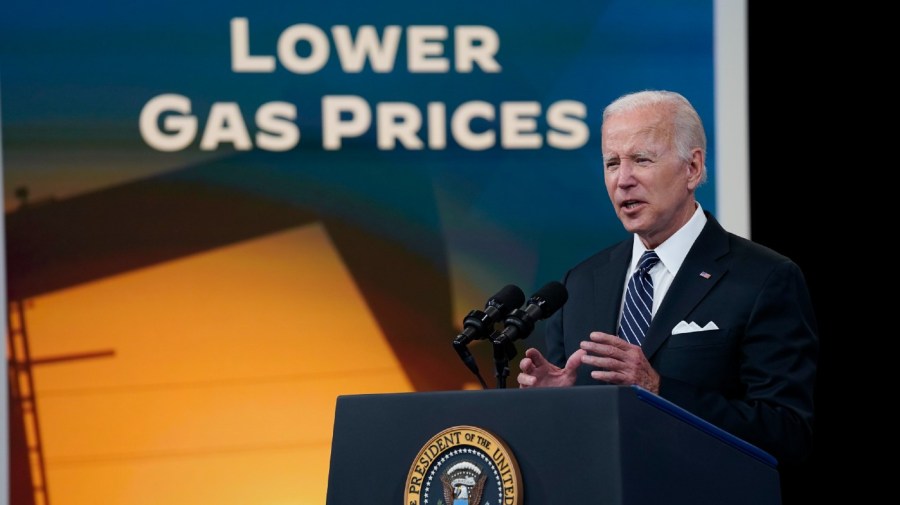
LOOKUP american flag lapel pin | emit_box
[699,271,711,279]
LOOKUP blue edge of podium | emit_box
[630,385,777,467]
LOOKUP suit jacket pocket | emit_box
[656,327,739,389]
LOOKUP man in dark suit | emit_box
[516,90,818,466]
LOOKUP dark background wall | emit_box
[749,4,844,502]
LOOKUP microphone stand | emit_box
[491,335,518,389]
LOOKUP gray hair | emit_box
[603,90,708,184]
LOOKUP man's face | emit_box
[602,106,701,249]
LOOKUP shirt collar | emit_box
[629,203,707,276]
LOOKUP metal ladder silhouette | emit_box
[8,299,116,505]
[8,299,51,505]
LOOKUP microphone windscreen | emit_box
[529,281,568,318]
[489,284,526,313]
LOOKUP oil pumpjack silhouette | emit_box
[6,151,467,504]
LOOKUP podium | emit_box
[325,385,781,504]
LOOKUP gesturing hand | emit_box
[517,347,585,388]
[579,332,660,393]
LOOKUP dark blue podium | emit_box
[325,385,780,504]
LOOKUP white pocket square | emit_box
[671,320,719,335]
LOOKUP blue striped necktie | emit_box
[618,250,660,346]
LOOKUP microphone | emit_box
[453,284,525,389]
[453,284,526,346]
[492,281,568,346]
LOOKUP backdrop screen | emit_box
[2,1,732,504]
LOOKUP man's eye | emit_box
[605,162,619,171]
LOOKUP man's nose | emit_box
[617,162,637,187]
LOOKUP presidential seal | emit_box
[404,425,522,505]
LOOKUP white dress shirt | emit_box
[619,203,708,320]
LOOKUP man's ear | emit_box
[686,148,705,190]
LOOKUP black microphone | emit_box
[453,284,526,346]
[492,281,568,346]
[453,284,525,389]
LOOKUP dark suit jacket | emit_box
[545,212,818,464]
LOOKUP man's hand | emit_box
[517,347,585,388]
[580,332,660,393]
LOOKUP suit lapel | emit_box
[593,241,632,334]
[641,215,731,360]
